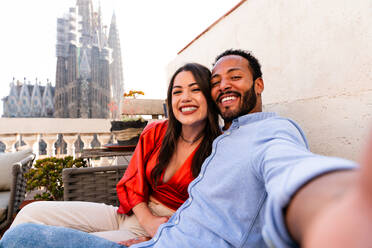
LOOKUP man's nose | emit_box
[220,78,232,91]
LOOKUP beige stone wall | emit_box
[121,99,165,116]
[167,0,372,160]
[0,118,111,134]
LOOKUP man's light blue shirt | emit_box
[134,112,356,248]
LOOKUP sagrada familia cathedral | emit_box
[2,0,124,119]
[2,78,54,118]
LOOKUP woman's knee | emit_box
[11,201,56,227]
[18,201,49,215]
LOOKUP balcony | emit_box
[0,99,166,163]
[0,118,112,162]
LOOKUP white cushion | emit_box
[0,191,11,221]
[0,148,33,191]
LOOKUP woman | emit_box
[5,63,220,245]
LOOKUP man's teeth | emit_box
[181,107,197,112]
[221,96,236,103]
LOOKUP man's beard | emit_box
[219,84,257,123]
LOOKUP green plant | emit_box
[25,156,87,201]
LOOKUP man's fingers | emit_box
[359,129,372,199]
[117,236,150,246]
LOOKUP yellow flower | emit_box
[123,90,145,98]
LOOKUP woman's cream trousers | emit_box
[10,199,174,242]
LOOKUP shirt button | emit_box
[189,197,193,202]
[174,218,179,224]
[153,236,158,241]
[226,131,231,135]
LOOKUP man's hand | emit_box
[304,131,372,247]
[118,236,150,246]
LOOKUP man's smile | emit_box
[216,91,240,107]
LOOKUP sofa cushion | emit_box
[0,148,33,191]
[0,191,11,222]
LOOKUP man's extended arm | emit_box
[286,131,372,247]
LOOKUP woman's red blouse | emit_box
[116,120,197,214]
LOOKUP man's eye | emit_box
[211,81,220,87]
[231,76,241,80]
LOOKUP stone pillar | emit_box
[97,133,112,166]
[0,134,17,152]
[97,133,111,146]
[34,134,42,159]
[64,134,78,158]
[16,134,22,149]
[80,134,94,149]
[43,134,58,157]
[22,134,38,154]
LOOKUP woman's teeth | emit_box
[181,107,197,112]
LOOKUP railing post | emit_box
[64,134,78,158]
[22,134,38,154]
[80,134,94,149]
[43,134,59,157]
[0,134,17,152]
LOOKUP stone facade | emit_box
[2,79,54,118]
[54,0,124,119]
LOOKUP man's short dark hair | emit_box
[214,49,262,80]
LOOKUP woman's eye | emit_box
[172,90,182,95]
[192,88,201,92]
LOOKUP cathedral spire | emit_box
[41,82,54,117]
[3,79,19,117]
[76,0,94,46]
[18,79,31,117]
[108,10,124,119]
[31,81,42,117]
[92,29,100,48]
[79,49,91,80]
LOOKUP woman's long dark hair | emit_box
[151,63,221,187]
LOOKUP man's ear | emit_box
[254,77,264,95]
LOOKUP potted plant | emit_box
[25,156,87,201]
[110,90,148,146]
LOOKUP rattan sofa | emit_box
[62,165,128,207]
[0,154,35,231]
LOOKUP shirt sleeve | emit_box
[116,120,168,214]
[252,118,357,248]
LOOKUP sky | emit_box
[0,0,241,116]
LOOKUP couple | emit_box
[1,49,371,247]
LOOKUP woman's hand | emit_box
[118,236,150,246]
[132,202,170,237]
[140,215,170,237]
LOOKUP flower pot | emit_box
[110,120,148,146]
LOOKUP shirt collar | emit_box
[228,112,277,130]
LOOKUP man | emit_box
[1,50,371,247]
[130,49,368,247]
